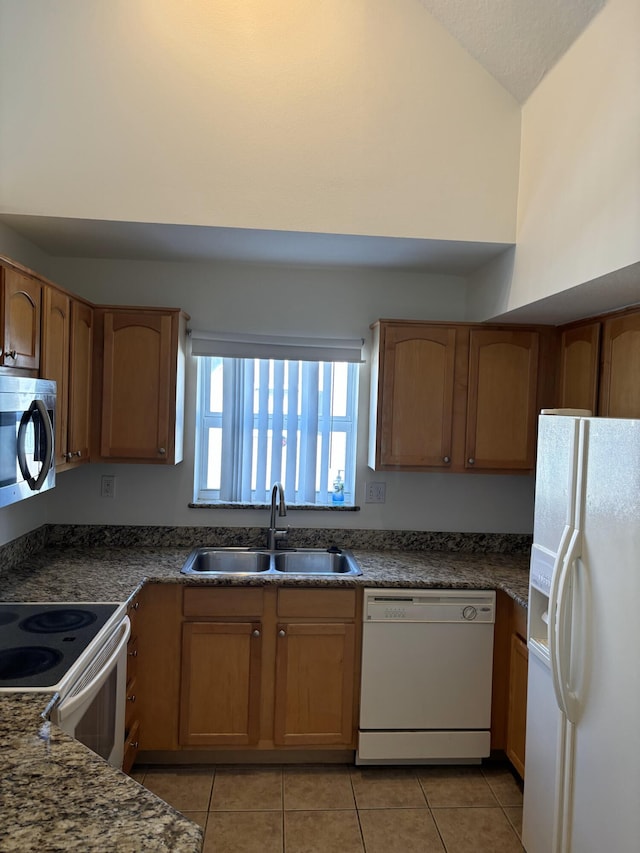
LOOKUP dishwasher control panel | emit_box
[364,589,495,623]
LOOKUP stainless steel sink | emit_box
[181,548,272,574]
[180,547,361,576]
[272,550,360,575]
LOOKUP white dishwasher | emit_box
[357,588,495,765]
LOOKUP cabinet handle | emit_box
[129,740,139,749]
[128,649,138,658]
[252,629,261,637]
[158,447,166,455]
[278,629,286,638]
[127,694,136,703]
[467,457,475,465]
[6,350,17,360]
[132,602,140,610]
[443,456,450,463]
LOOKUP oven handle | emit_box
[56,617,131,722]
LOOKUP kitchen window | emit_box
[193,353,360,506]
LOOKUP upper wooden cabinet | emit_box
[0,265,42,372]
[557,322,601,413]
[599,311,640,418]
[41,288,93,468]
[369,320,542,473]
[95,307,188,464]
[41,286,71,468]
[67,300,93,463]
[466,328,539,472]
[373,323,458,469]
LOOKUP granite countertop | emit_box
[0,542,530,853]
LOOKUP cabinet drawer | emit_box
[125,675,138,729]
[277,588,356,619]
[183,586,264,618]
[122,719,140,775]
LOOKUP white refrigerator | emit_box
[523,413,640,853]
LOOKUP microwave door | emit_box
[17,399,54,490]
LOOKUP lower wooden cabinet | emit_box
[178,586,360,752]
[491,590,528,779]
[180,620,263,746]
[506,632,528,778]
[274,588,359,748]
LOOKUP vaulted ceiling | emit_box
[420,0,607,103]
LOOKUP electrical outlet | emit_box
[365,482,386,503]
[101,475,116,499]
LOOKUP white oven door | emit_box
[53,617,130,769]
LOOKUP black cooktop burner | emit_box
[19,608,97,634]
[0,646,63,679]
[0,602,120,689]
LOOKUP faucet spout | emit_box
[267,482,288,550]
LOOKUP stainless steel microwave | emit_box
[0,376,56,508]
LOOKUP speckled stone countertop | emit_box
[0,695,203,853]
[0,544,530,608]
[0,538,529,853]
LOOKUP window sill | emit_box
[189,502,360,511]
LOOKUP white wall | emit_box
[0,0,520,243]
[41,254,535,534]
[468,0,640,322]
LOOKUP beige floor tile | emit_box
[210,766,283,811]
[482,765,524,806]
[359,808,446,853]
[204,811,283,853]
[418,766,498,808]
[433,807,523,852]
[182,811,208,830]
[284,766,355,810]
[284,810,363,853]
[143,767,214,812]
[504,806,523,839]
[350,768,427,809]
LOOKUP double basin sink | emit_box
[180,546,362,577]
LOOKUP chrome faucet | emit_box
[267,482,288,550]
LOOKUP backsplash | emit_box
[0,525,532,574]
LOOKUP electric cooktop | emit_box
[0,602,121,691]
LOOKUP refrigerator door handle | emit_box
[548,524,573,718]
[556,531,582,724]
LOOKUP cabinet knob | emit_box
[278,629,286,638]
[443,456,450,463]
[127,694,136,703]
[158,447,166,455]
[129,740,139,749]
[6,350,17,360]
[128,649,138,658]
[467,457,475,465]
[252,629,261,637]
[132,601,140,610]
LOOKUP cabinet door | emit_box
[599,312,640,417]
[378,324,457,468]
[1,268,41,370]
[41,286,70,467]
[558,322,600,413]
[180,621,262,746]
[67,300,93,462]
[100,310,176,461]
[466,329,539,471]
[273,621,356,747]
[506,633,528,779]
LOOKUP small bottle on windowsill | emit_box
[332,470,345,504]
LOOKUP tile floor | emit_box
[132,762,524,852]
